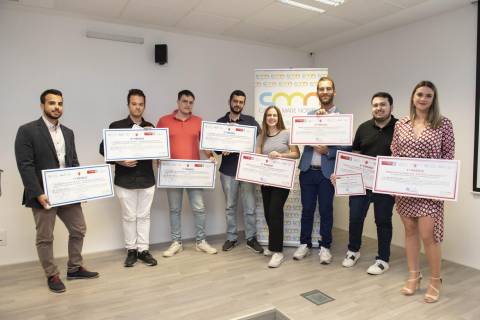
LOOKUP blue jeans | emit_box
[220,173,257,241]
[299,169,334,249]
[348,190,394,262]
[166,188,206,241]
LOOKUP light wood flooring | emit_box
[1,229,479,320]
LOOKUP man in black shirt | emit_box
[99,89,157,267]
[339,92,397,275]
[216,90,263,253]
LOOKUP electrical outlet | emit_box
[0,229,7,246]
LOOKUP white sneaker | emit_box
[263,248,273,256]
[342,250,360,268]
[318,246,332,265]
[293,244,311,260]
[367,259,389,275]
[268,253,285,268]
[163,241,183,257]
[196,240,218,254]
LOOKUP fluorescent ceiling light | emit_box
[314,0,345,6]
[277,0,325,13]
[86,31,144,44]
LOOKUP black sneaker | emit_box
[246,238,264,254]
[47,274,66,293]
[66,267,99,280]
[124,249,138,267]
[222,240,237,251]
[138,250,157,266]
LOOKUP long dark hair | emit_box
[258,105,286,152]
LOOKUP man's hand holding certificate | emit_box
[235,152,297,189]
[334,174,366,196]
[157,160,216,188]
[334,151,376,189]
[290,115,353,145]
[372,156,460,201]
[200,121,257,153]
[42,164,114,207]
[103,128,170,161]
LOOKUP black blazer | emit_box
[14,117,79,208]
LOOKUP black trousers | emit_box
[348,190,394,262]
[261,186,290,252]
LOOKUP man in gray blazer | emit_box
[15,89,99,293]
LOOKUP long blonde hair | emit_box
[409,80,443,129]
[258,105,286,152]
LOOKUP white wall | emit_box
[315,4,479,269]
[0,7,311,266]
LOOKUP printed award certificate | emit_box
[157,160,216,188]
[42,164,114,207]
[235,152,297,189]
[334,173,365,196]
[103,128,170,161]
[372,156,460,201]
[200,121,257,153]
[334,151,376,189]
[290,115,353,145]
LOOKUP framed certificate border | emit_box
[290,114,353,146]
[42,164,114,207]
[103,128,170,161]
[334,150,376,190]
[372,156,460,201]
[157,159,217,189]
[334,173,366,197]
[235,152,297,190]
[199,121,257,153]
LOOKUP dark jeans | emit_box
[299,169,334,249]
[348,190,394,262]
[261,186,290,252]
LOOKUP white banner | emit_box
[254,68,328,247]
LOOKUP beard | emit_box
[44,110,62,120]
[319,95,334,106]
[230,105,242,115]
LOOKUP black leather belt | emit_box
[310,165,321,170]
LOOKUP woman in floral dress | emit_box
[391,81,455,303]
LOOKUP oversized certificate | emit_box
[235,152,297,189]
[334,151,376,189]
[103,128,170,161]
[372,156,460,201]
[157,160,216,189]
[334,174,365,196]
[200,121,257,153]
[42,165,114,207]
[290,115,353,145]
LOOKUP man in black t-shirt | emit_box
[216,90,263,253]
[99,89,157,268]
[337,92,397,275]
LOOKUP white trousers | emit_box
[115,185,155,252]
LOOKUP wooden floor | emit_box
[1,229,479,320]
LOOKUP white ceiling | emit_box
[1,0,473,52]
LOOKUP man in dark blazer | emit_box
[15,89,98,293]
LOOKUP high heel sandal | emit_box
[400,271,422,296]
[424,277,442,303]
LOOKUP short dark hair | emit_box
[317,76,335,91]
[40,89,62,104]
[177,89,195,101]
[371,92,393,106]
[127,89,146,105]
[229,90,246,102]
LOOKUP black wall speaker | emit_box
[155,44,168,65]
